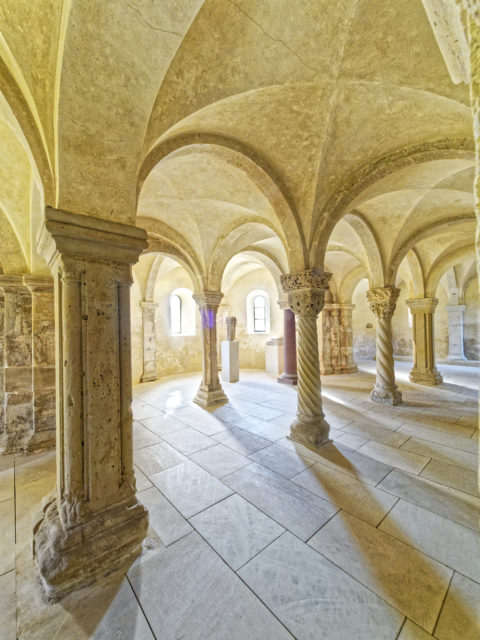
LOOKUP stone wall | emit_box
[0,276,55,454]
[222,269,282,369]
[464,277,480,360]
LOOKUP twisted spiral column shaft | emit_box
[297,315,324,419]
[374,316,396,393]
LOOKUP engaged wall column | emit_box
[407,298,443,385]
[445,304,466,361]
[141,301,158,382]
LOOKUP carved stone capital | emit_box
[281,269,332,318]
[23,274,54,293]
[367,287,400,320]
[193,291,223,309]
[281,269,331,292]
[406,297,438,314]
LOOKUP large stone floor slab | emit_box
[379,499,480,584]
[128,532,293,640]
[223,462,337,540]
[308,511,452,632]
[190,493,284,569]
[238,531,404,640]
[151,460,233,518]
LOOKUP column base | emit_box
[194,383,228,408]
[371,387,402,406]
[33,495,148,602]
[446,354,466,361]
[334,364,358,374]
[277,373,298,386]
[141,372,158,383]
[288,415,331,448]
[319,367,334,375]
[409,369,443,386]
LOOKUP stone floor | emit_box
[1,361,479,639]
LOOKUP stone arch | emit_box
[137,135,307,270]
[138,216,204,293]
[387,213,475,283]
[426,243,477,297]
[342,212,385,286]
[208,220,287,291]
[338,265,370,304]
[311,139,474,265]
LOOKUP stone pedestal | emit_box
[367,287,402,406]
[265,337,284,377]
[281,269,331,447]
[141,301,158,382]
[278,306,297,385]
[445,305,466,361]
[33,207,148,601]
[407,298,443,386]
[193,292,228,407]
[221,341,239,382]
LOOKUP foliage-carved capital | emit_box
[367,287,400,320]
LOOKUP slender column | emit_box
[367,287,402,405]
[141,301,158,382]
[319,306,333,375]
[281,269,331,447]
[278,299,298,385]
[330,305,342,372]
[337,303,357,374]
[0,276,33,454]
[193,291,228,407]
[407,298,443,385]
[32,207,148,601]
[445,305,466,360]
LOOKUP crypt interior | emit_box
[0,1,480,639]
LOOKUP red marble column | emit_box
[278,306,297,386]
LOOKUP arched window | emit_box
[246,290,270,334]
[169,288,196,336]
[170,294,182,334]
[253,295,267,333]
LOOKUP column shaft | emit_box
[319,307,333,375]
[193,292,228,407]
[141,301,158,382]
[367,287,402,406]
[445,305,466,360]
[278,307,298,385]
[407,298,443,385]
[281,269,331,447]
[32,207,148,601]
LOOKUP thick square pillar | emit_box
[33,207,148,601]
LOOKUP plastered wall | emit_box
[222,268,282,369]
[464,277,480,360]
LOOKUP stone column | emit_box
[445,305,466,360]
[337,303,357,374]
[24,275,56,451]
[318,306,333,375]
[32,207,148,601]
[193,291,228,407]
[278,301,298,385]
[141,301,158,382]
[407,298,443,385]
[0,276,33,454]
[367,287,402,405]
[281,269,331,447]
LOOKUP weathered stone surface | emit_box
[33,208,149,601]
